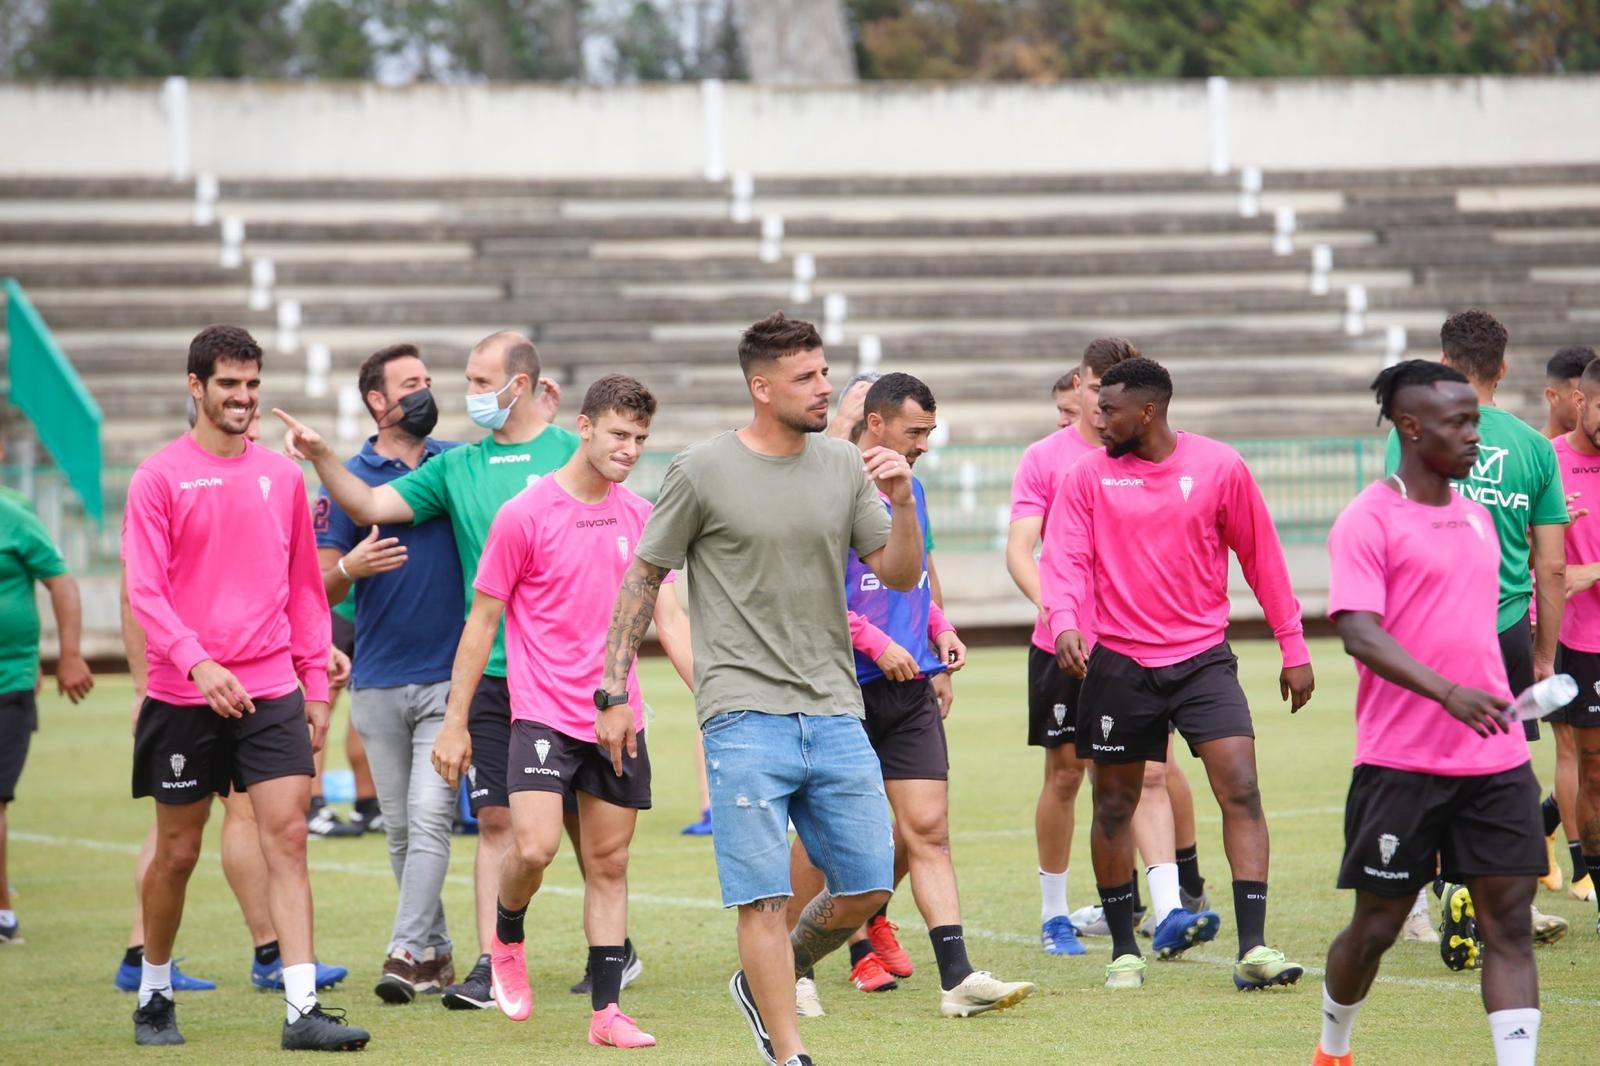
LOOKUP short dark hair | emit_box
[1081,337,1141,379]
[1439,309,1508,384]
[580,373,657,423]
[1582,358,1600,391]
[863,372,936,422]
[738,312,823,377]
[1100,356,1172,405]
[188,324,262,384]
[358,343,421,419]
[1548,346,1597,384]
[1052,370,1079,394]
[1370,359,1469,424]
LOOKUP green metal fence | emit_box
[10,435,1386,574]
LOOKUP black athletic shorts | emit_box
[467,675,512,813]
[1548,643,1600,729]
[1076,641,1252,764]
[331,612,356,660]
[1027,645,1080,749]
[132,691,313,804]
[861,676,949,781]
[1337,761,1545,896]
[506,719,651,809]
[0,690,38,803]
[1498,615,1539,742]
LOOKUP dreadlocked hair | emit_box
[1370,359,1469,425]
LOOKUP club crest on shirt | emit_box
[1465,514,1484,540]
[616,536,629,561]
[1179,475,1194,501]
[1378,832,1398,866]
[259,476,272,500]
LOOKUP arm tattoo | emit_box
[602,558,667,691]
[789,891,853,977]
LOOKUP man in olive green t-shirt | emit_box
[277,331,575,1006]
[0,494,94,943]
[598,313,926,1066]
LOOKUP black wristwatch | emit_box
[593,689,629,712]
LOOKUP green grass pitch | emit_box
[3,640,1595,1064]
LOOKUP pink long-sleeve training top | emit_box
[1040,432,1309,669]
[122,434,331,705]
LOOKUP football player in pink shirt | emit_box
[1316,359,1542,1066]
[121,326,368,1051]
[431,375,692,1050]
[1041,356,1314,993]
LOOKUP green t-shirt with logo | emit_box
[390,426,579,677]
[1384,405,1567,631]
[0,497,67,693]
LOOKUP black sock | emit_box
[1541,793,1562,836]
[1233,880,1268,957]
[873,900,889,921]
[589,944,627,1011]
[1175,845,1205,897]
[1585,858,1600,905]
[355,797,380,819]
[848,940,873,966]
[803,967,815,981]
[1099,881,1140,960]
[1130,873,1143,914]
[309,795,325,811]
[1431,877,1446,899]
[124,945,144,968]
[254,940,280,966]
[928,925,974,991]
[495,900,527,945]
[1570,842,1588,883]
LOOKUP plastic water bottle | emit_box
[1507,674,1578,722]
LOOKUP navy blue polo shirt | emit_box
[315,437,465,690]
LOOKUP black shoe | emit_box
[133,991,185,1047]
[307,805,364,839]
[1438,882,1483,972]
[441,954,494,1010]
[571,938,642,995]
[282,1002,370,1051]
[781,1058,815,1066]
[729,970,777,1066]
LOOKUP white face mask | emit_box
[465,378,519,429]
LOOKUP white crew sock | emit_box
[1146,863,1182,921]
[1408,887,1430,919]
[1039,869,1070,923]
[1319,985,1364,1056]
[139,959,173,1008]
[282,962,318,1023]
[1487,1008,1540,1066]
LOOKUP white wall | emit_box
[2,76,1598,179]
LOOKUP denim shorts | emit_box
[701,710,894,908]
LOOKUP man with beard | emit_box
[314,343,467,1003]
[1041,356,1313,992]
[122,325,368,1050]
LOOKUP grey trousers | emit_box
[349,681,456,957]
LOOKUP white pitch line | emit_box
[18,830,1599,1008]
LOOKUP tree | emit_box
[21,0,295,78]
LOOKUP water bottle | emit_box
[1507,674,1578,722]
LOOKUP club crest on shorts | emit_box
[534,738,551,766]
[1100,715,1113,739]
[258,476,272,500]
[616,536,629,561]
[1378,832,1398,866]
[467,765,477,788]
[1179,475,1194,501]
[169,753,186,777]
[1593,679,1600,699]
[1053,703,1067,727]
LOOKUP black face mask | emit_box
[390,388,438,439]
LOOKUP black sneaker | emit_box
[441,953,494,1010]
[781,1058,815,1066]
[729,969,777,1066]
[1438,882,1483,972]
[133,991,185,1046]
[570,938,642,995]
[307,804,364,839]
[282,1002,370,1051]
